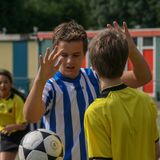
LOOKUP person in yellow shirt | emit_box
[0,69,29,160]
[84,22,160,160]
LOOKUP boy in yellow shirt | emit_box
[84,22,160,160]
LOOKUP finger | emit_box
[52,49,63,61]
[123,21,129,34]
[113,21,122,32]
[1,130,7,135]
[107,24,113,29]
[44,48,50,62]
[39,55,43,66]
[7,132,12,136]
[113,21,119,29]
[54,57,63,70]
[49,46,58,60]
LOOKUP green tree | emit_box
[0,0,26,33]
[0,0,89,33]
[88,0,160,29]
[128,0,159,28]
[0,0,160,33]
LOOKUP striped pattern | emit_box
[0,40,38,95]
[42,68,100,160]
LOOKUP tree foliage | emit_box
[0,0,160,33]
[0,0,88,33]
[88,0,160,29]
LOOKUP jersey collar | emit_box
[100,83,128,98]
[54,71,81,83]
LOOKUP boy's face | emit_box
[57,41,85,79]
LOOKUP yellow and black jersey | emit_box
[84,84,159,160]
[0,92,26,131]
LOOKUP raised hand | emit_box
[36,46,63,84]
[106,21,151,87]
[107,21,137,56]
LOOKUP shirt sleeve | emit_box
[150,99,159,142]
[84,105,112,159]
[42,80,55,110]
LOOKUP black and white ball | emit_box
[18,128,64,160]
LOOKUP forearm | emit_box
[113,21,152,88]
[1,123,28,135]
[5,123,27,131]
[23,78,45,123]
[129,46,152,86]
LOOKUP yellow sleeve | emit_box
[14,95,26,124]
[84,105,112,159]
[150,99,159,142]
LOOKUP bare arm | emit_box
[121,22,151,87]
[23,76,46,123]
[23,47,63,123]
[121,48,152,88]
[107,21,152,88]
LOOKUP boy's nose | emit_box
[67,56,73,63]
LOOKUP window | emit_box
[143,37,153,46]
[133,37,137,45]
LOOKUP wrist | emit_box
[34,77,46,86]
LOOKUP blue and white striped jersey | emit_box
[42,68,100,160]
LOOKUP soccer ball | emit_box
[18,128,64,160]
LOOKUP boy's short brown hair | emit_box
[89,29,129,78]
[52,20,88,54]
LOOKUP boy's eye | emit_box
[73,54,79,57]
[61,53,80,58]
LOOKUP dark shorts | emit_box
[0,129,30,151]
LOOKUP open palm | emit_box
[37,47,63,84]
